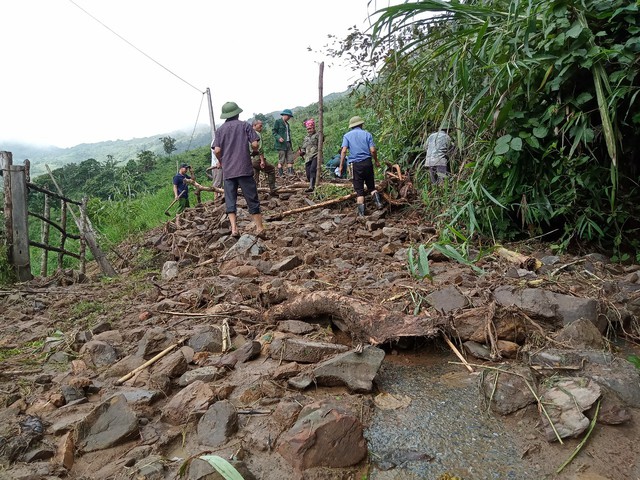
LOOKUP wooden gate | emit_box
[1,151,117,281]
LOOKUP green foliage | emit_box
[407,244,432,280]
[159,136,177,156]
[628,355,640,370]
[329,0,640,255]
[0,238,15,285]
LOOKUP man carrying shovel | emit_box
[172,163,193,214]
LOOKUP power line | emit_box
[67,0,204,94]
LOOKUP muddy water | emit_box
[367,350,539,480]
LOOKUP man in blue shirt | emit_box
[172,163,192,214]
[338,116,383,216]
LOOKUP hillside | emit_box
[2,126,213,178]
[2,89,351,178]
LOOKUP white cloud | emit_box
[0,0,394,147]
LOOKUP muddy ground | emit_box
[1,171,640,480]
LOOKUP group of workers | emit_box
[172,103,453,237]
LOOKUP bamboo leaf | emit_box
[199,455,245,480]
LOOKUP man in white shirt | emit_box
[424,124,452,184]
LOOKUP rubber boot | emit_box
[278,166,284,177]
[268,172,277,195]
[357,204,366,217]
[305,177,315,193]
[287,166,294,176]
[373,191,383,209]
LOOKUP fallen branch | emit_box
[266,192,357,222]
[442,334,474,373]
[114,343,178,385]
[495,245,541,271]
[0,369,42,377]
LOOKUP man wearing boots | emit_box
[212,101,266,238]
[273,109,295,176]
[338,115,383,216]
[251,119,277,195]
[300,118,319,192]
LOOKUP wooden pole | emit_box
[45,165,117,277]
[40,194,50,277]
[8,165,33,281]
[79,197,88,275]
[315,62,324,188]
[1,152,14,274]
[58,199,67,270]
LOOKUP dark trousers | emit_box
[224,175,261,215]
[305,157,318,185]
[351,158,375,197]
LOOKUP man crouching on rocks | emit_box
[212,101,266,239]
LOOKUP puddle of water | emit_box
[367,351,542,480]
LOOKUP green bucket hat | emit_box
[220,101,243,119]
[348,116,365,129]
[280,109,294,117]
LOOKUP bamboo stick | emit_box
[114,343,177,385]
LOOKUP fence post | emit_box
[8,165,33,281]
[40,194,51,277]
[1,151,13,259]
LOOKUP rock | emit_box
[151,350,188,379]
[187,327,223,353]
[428,285,469,313]
[277,401,367,469]
[211,340,261,368]
[102,355,145,379]
[493,286,598,326]
[161,261,179,280]
[53,431,74,470]
[289,346,385,393]
[196,400,239,447]
[76,394,139,452]
[113,388,161,405]
[481,365,537,415]
[162,380,216,426]
[61,385,85,403]
[276,320,316,335]
[496,340,519,358]
[553,318,605,347]
[133,454,165,479]
[220,235,265,261]
[582,357,640,407]
[79,340,119,367]
[178,366,226,387]
[463,341,492,361]
[539,377,601,441]
[136,327,176,359]
[269,255,303,274]
[273,362,302,380]
[269,338,349,364]
[382,227,407,242]
[597,391,632,425]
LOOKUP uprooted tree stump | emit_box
[264,288,445,345]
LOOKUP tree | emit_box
[159,136,177,155]
[334,0,640,255]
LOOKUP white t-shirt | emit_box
[424,131,451,167]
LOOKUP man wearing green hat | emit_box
[339,115,383,216]
[212,101,266,238]
[272,109,295,176]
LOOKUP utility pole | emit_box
[206,88,217,142]
[315,62,325,188]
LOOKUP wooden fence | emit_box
[1,151,117,281]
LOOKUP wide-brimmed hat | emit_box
[220,101,243,119]
[348,116,365,129]
[280,109,294,117]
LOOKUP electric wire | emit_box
[67,0,204,94]
[187,93,207,152]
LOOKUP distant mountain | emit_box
[2,89,351,178]
[1,125,213,177]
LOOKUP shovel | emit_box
[164,193,184,216]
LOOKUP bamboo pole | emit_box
[114,343,178,386]
[266,191,357,222]
[58,199,67,270]
[442,333,474,373]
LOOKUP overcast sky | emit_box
[0,0,393,148]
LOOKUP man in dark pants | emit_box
[251,119,277,195]
[212,101,265,238]
[339,115,383,216]
[272,108,295,176]
[300,118,319,192]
